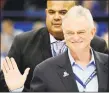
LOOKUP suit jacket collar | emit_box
[55,50,108,92]
[55,51,79,92]
[40,27,52,60]
[93,50,108,92]
[29,27,52,61]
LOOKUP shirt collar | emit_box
[68,48,95,67]
[50,34,57,44]
[49,34,65,44]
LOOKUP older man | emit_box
[2,6,108,92]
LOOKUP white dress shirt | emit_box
[68,49,98,92]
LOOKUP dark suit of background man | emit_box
[0,0,108,92]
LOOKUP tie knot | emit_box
[56,40,65,46]
[52,41,67,57]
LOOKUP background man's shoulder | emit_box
[91,35,108,53]
[94,51,108,67]
[16,27,47,40]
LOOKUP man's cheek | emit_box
[66,40,72,47]
[65,36,71,41]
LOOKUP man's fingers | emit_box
[5,57,13,70]
[3,58,10,72]
[10,57,18,70]
[2,64,7,77]
[1,59,4,70]
[23,68,30,80]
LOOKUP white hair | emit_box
[62,5,95,29]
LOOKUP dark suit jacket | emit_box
[0,27,108,91]
[29,50,108,92]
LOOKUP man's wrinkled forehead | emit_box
[47,1,76,10]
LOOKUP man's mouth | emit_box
[53,23,61,27]
[72,41,83,43]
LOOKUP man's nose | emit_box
[54,13,61,20]
[72,34,80,41]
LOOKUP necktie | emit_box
[52,41,67,57]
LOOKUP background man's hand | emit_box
[1,57,30,91]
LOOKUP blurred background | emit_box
[0,0,108,61]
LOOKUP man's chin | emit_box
[70,46,84,53]
[52,28,62,32]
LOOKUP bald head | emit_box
[47,1,76,10]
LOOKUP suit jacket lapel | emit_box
[56,51,79,92]
[40,28,52,60]
[93,51,108,92]
[28,27,52,65]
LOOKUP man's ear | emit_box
[45,9,48,14]
[91,27,96,39]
